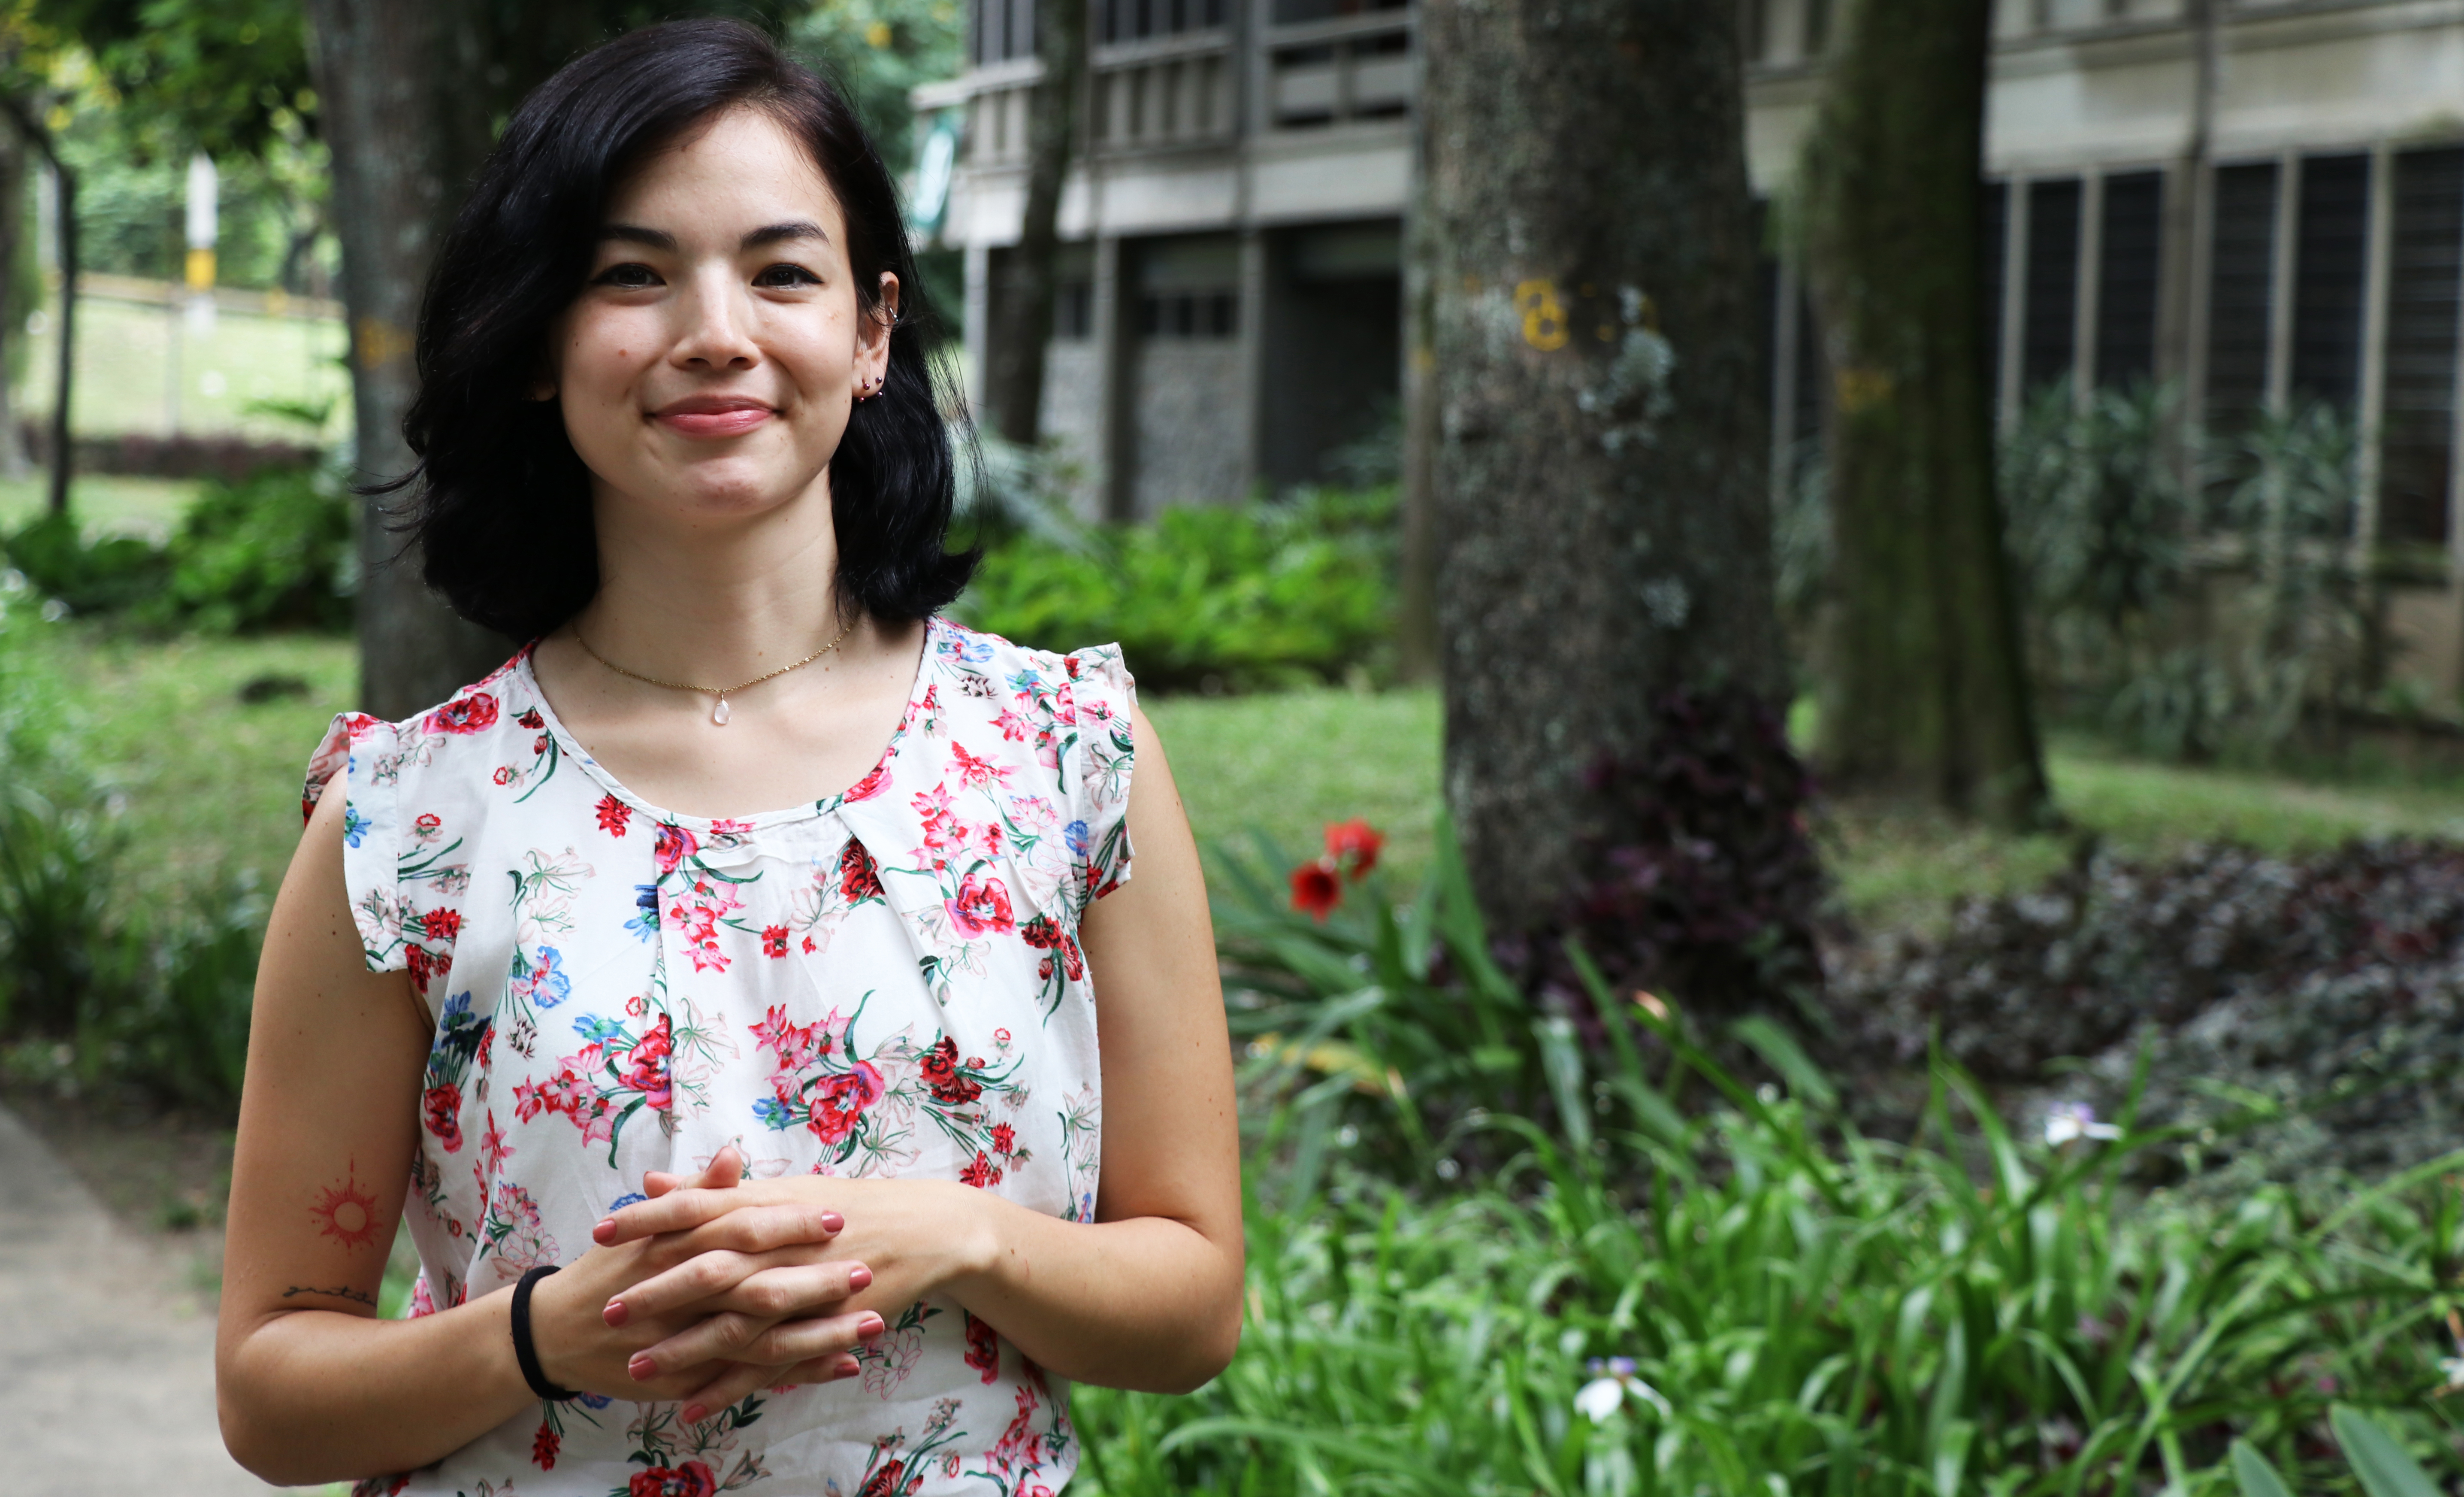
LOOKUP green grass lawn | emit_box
[16,292,349,442]
[39,628,2464,930]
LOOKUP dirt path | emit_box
[1,1103,288,1495]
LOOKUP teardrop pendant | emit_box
[711,695,732,726]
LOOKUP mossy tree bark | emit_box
[1799,0,2051,828]
[986,0,1087,446]
[1423,0,1784,932]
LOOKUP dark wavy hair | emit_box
[394,18,974,640]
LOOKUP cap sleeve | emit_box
[1062,643,1137,912]
[303,711,409,974]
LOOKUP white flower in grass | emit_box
[2044,1102,2122,1148]
[1575,1358,1671,1423]
[2441,1355,2464,1392]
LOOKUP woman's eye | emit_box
[594,262,661,289]
[754,263,822,288]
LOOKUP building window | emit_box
[1102,0,1227,41]
[1056,282,1094,340]
[2382,147,2464,547]
[1137,289,1237,338]
[1803,0,1831,56]
[2023,178,2082,394]
[971,0,1037,64]
[2292,153,2372,414]
[2095,170,2163,388]
[1271,0,1408,25]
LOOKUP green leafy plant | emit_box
[1,509,172,616]
[142,464,355,634]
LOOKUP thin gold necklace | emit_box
[571,616,857,726]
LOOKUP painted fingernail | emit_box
[681,1403,707,1424]
[857,1312,886,1341]
[628,1355,657,1381]
[593,1218,617,1244]
[834,1355,861,1378]
[820,1211,845,1233]
[847,1264,874,1292]
[602,1300,630,1328]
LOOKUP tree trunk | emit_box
[1800,0,2051,828]
[1394,127,1439,684]
[306,0,514,719]
[0,124,31,480]
[0,97,79,517]
[1424,0,1785,934]
[985,0,1086,449]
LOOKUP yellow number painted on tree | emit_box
[1515,279,1570,351]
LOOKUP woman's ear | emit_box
[864,273,901,358]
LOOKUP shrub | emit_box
[143,464,356,633]
[958,488,1396,692]
[1,509,171,615]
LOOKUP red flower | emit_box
[517,708,545,730]
[991,1122,1015,1154]
[425,692,499,736]
[492,766,514,785]
[856,1460,905,1497]
[964,1310,1001,1384]
[1290,860,1342,921]
[1058,933,1085,981]
[960,1150,1002,1188]
[762,925,790,958]
[845,761,892,803]
[534,733,552,757]
[405,942,436,990]
[806,1063,886,1143]
[628,1461,718,1497]
[421,908,462,943]
[595,794,631,837]
[1021,914,1062,949]
[839,839,885,902]
[530,1420,559,1470]
[1324,818,1385,879]
[653,822,697,874]
[922,1036,983,1106]
[945,870,1015,938]
[423,1082,464,1152]
[619,1015,674,1110]
[412,812,441,838]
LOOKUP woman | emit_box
[214,21,1243,1496]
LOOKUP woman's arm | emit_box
[600,702,1246,1405]
[215,791,875,1486]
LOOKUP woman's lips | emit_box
[652,399,774,439]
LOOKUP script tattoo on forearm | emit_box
[281,1285,378,1308]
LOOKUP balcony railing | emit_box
[1092,30,1238,150]
[1264,9,1412,129]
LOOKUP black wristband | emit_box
[511,1265,580,1402]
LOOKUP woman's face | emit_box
[549,106,895,528]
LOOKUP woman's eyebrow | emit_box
[599,224,678,250]
[742,220,828,249]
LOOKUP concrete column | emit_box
[2266,150,2299,417]
[963,239,992,417]
[2355,140,2394,552]
[1093,234,1134,522]
[1998,174,2029,433]
[2075,171,2104,407]
[1237,226,1269,497]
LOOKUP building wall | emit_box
[1132,340,1249,511]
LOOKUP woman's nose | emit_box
[671,274,760,370]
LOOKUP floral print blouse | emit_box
[304,617,1136,1497]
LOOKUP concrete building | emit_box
[922,0,2464,689]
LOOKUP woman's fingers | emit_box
[676,1349,864,1426]
[634,1307,884,1385]
[637,1145,744,1206]
[611,1258,873,1327]
[596,1183,838,1249]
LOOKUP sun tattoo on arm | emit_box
[308,1159,382,1251]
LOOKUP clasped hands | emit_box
[524,1146,985,1423]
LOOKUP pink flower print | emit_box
[1034,729,1061,771]
[620,1014,674,1111]
[479,1111,512,1175]
[627,1461,718,1497]
[653,821,697,874]
[751,1004,832,1071]
[595,794,631,837]
[762,924,789,958]
[709,818,756,837]
[844,759,892,802]
[949,742,1013,790]
[992,707,1033,742]
[946,870,1016,937]
[807,1062,886,1144]
[424,692,498,736]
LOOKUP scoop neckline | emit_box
[515,614,943,835]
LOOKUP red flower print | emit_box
[991,1121,1015,1154]
[1291,860,1342,921]
[950,742,1013,789]
[1021,914,1061,949]
[845,760,892,802]
[1324,818,1385,878]
[802,935,816,954]
[534,733,552,757]
[945,870,1015,938]
[492,766,514,785]
[424,692,499,736]
[964,1310,1001,1383]
[805,1062,886,1143]
[517,708,545,730]
[530,1420,559,1470]
[856,1460,905,1497]
[620,1014,674,1111]
[762,925,790,958]
[412,812,441,839]
[839,839,885,902]
[922,1036,983,1106]
[421,908,462,943]
[595,794,631,837]
[405,942,444,990]
[960,1150,1002,1188]
[628,1461,718,1497]
[653,822,697,873]
[422,1082,464,1152]
[993,707,1032,742]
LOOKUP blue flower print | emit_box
[607,1192,646,1213]
[511,945,571,1009]
[623,883,659,944]
[572,1013,626,1043]
[342,804,370,849]
[1064,819,1090,857]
